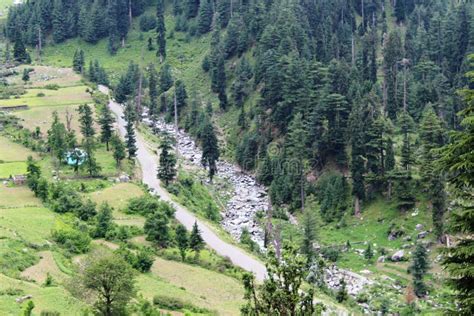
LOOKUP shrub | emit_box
[51,223,91,254]
[40,311,60,316]
[139,14,157,32]
[44,84,60,90]
[126,195,175,217]
[321,247,340,262]
[36,92,45,97]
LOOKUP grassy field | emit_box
[0,135,38,178]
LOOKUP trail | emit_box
[98,85,267,281]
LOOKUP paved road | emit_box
[99,86,267,281]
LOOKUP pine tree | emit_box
[410,243,429,298]
[200,118,220,182]
[175,224,188,261]
[157,134,177,186]
[216,0,231,28]
[73,49,85,73]
[197,0,213,35]
[419,105,446,239]
[336,279,348,303]
[185,0,200,18]
[95,202,114,238]
[22,69,30,84]
[189,221,204,258]
[111,134,126,167]
[364,243,374,261]
[52,0,67,43]
[13,32,28,63]
[144,211,170,248]
[98,105,115,151]
[350,103,366,216]
[301,209,317,263]
[159,63,173,93]
[438,58,474,315]
[175,80,188,115]
[78,104,100,176]
[47,111,67,162]
[148,64,159,118]
[156,0,166,62]
[124,102,137,159]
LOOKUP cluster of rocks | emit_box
[145,116,268,249]
[325,265,374,295]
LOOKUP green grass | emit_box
[0,273,87,315]
[0,161,27,178]
[0,85,91,108]
[0,136,38,162]
[41,12,214,100]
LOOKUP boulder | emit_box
[119,174,130,183]
[391,250,405,262]
[377,255,386,263]
[415,224,424,231]
[417,231,429,239]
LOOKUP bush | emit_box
[40,311,61,316]
[153,295,185,311]
[139,14,157,32]
[126,195,175,217]
[321,247,340,262]
[52,224,91,254]
[44,84,60,90]
[36,92,45,97]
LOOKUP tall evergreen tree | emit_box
[148,64,159,119]
[200,118,220,181]
[98,105,115,151]
[197,0,213,35]
[410,243,429,298]
[157,134,177,186]
[438,57,474,315]
[156,0,166,62]
[124,102,138,159]
[175,224,188,261]
[189,221,204,258]
[111,134,126,167]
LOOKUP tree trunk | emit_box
[354,196,361,217]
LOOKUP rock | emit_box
[16,295,32,303]
[377,256,386,263]
[415,224,424,231]
[391,250,405,262]
[119,174,130,183]
[403,235,412,242]
[417,231,429,239]
[402,244,412,249]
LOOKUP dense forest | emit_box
[1,0,474,315]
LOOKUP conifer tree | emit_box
[156,0,166,62]
[175,224,188,261]
[197,0,213,35]
[144,211,170,248]
[350,103,366,216]
[111,134,126,168]
[78,104,101,176]
[364,243,374,261]
[189,221,204,258]
[147,64,159,119]
[200,118,220,181]
[301,209,317,263]
[73,49,85,73]
[438,58,474,315]
[98,105,115,151]
[159,63,173,93]
[124,102,137,159]
[157,134,177,186]
[47,111,67,162]
[13,32,28,63]
[22,69,30,84]
[410,243,429,298]
[95,202,114,238]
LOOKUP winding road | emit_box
[98,86,267,281]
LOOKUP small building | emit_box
[12,175,27,186]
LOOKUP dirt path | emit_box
[98,85,267,281]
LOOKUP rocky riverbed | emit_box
[144,116,268,249]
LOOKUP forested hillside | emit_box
[1,0,474,315]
